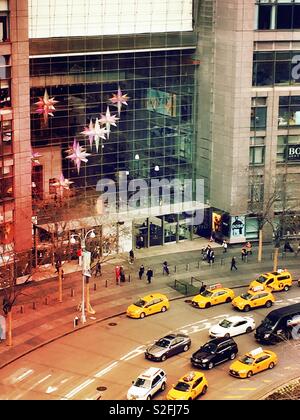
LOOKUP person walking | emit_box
[231,256,238,271]
[129,249,135,264]
[222,240,228,253]
[210,249,215,264]
[95,261,102,277]
[162,261,170,276]
[241,247,247,262]
[146,268,153,284]
[138,265,145,280]
[120,266,126,282]
[296,242,300,256]
[246,241,252,255]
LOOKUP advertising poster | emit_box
[230,216,246,243]
[147,88,177,117]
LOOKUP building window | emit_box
[277,134,300,162]
[0,118,12,155]
[256,1,300,30]
[0,1,9,42]
[278,96,300,127]
[251,97,267,131]
[253,51,300,86]
[248,175,264,204]
[250,137,265,165]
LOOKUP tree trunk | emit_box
[86,280,95,314]
[273,247,280,272]
[7,311,12,347]
[258,229,263,262]
[58,267,63,303]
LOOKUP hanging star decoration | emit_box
[66,139,90,174]
[35,89,58,125]
[31,150,42,166]
[81,118,107,152]
[99,106,119,139]
[52,173,73,198]
[109,86,129,116]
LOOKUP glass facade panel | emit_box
[278,96,300,127]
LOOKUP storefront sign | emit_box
[230,216,246,243]
[287,145,300,161]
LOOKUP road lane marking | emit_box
[37,375,52,385]
[239,388,257,391]
[223,395,243,399]
[95,362,119,378]
[46,386,58,394]
[120,346,146,361]
[15,369,34,383]
[64,379,95,399]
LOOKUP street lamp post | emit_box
[70,229,96,324]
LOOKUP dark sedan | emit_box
[191,337,238,370]
[145,334,191,362]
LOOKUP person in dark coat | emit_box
[129,249,135,264]
[139,265,145,280]
[146,268,153,284]
[162,261,170,275]
[95,261,102,277]
[120,266,126,282]
[231,257,238,271]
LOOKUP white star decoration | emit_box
[99,107,119,139]
[109,86,129,116]
[66,139,91,174]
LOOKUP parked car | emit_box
[232,289,275,312]
[145,333,191,362]
[127,367,167,400]
[249,270,292,292]
[229,347,278,379]
[167,371,208,400]
[191,337,238,370]
[255,303,300,343]
[209,316,256,338]
[126,293,170,319]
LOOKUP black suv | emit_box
[191,337,238,370]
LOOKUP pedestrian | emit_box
[115,265,121,284]
[95,261,102,277]
[162,261,170,276]
[222,240,228,253]
[146,268,153,284]
[120,267,126,282]
[284,240,294,253]
[55,259,61,274]
[296,242,300,256]
[201,246,207,260]
[231,256,238,271]
[246,241,252,255]
[129,249,135,264]
[139,264,145,280]
[241,247,247,261]
[199,282,206,294]
[210,250,215,264]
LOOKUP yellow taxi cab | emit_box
[192,284,235,309]
[167,371,208,400]
[229,347,278,379]
[232,287,275,312]
[126,293,170,319]
[249,270,293,292]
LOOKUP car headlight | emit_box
[202,359,209,363]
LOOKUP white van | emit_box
[127,367,167,400]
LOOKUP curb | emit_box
[257,376,300,400]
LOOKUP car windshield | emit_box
[156,339,171,348]
[174,381,191,392]
[201,290,213,297]
[219,319,232,329]
[134,299,146,308]
[256,276,267,284]
[240,355,255,365]
[240,293,253,301]
[262,317,276,328]
[201,343,217,353]
[134,378,151,389]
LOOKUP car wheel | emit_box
[230,353,236,360]
[161,306,167,313]
[160,382,166,392]
[208,361,214,370]
[246,327,252,334]
[247,371,253,378]
[147,395,152,400]
[205,302,211,309]
[244,305,251,312]
[161,354,167,362]
[183,344,189,352]
[284,285,290,292]
[140,312,145,319]
[226,297,232,303]
[188,397,193,401]
[265,300,273,308]
[202,385,208,395]
[269,362,275,370]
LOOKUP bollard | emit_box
[71,289,75,298]
[20,305,24,314]
[44,297,49,305]
[73,316,79,328]
[94,283,97,291]
[105,280,108,288]
[128,275,131,283]
[186,264,190,271]
[32,302,36,310]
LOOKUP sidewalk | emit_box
[1,241,300,369]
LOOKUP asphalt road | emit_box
[0,287,300,400]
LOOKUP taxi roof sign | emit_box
[208,283,222,291]
[249,347,263,357]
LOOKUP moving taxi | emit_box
[232,288,275,312]
[192,284,235,309]
[167,371,208,400]
[249,270,292,292]
[126,293,170,319]
[229,347,278,379]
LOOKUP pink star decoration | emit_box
[109,86,129,116]
[52,173,73,198]
[35,89,58,124]
[99,106,119,139]
[66,139,91,174]
[31,150,42,166]
[81,118,108,152]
